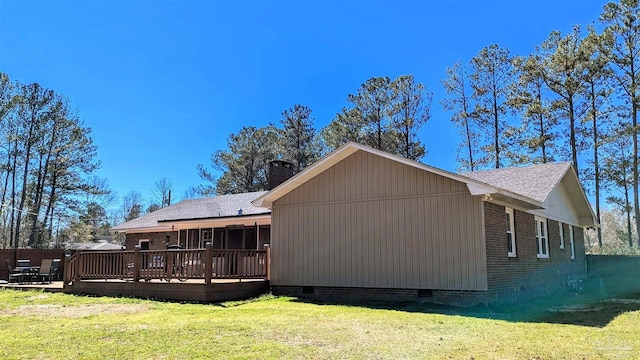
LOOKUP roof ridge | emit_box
[460,161,571,175]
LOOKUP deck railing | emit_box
[63,247,270,285]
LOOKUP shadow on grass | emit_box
[290,291,640,328]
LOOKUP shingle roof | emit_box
[460,162,572,203]
[112,191,269,231]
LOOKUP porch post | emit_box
[74,251,82,283]
[256,223,259,250]
[242,226,246,250]
[63,251,72,284]
[204,243,213,285]
[133,246,141,282]
[265,246,271,281]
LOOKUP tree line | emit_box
[0,73,101,249]
[196,74,433,195]
[2,1,636,251]
[205,0,639,250]
[0,73,170,249]
[441,0,639,248]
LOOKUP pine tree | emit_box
[442,61,481,171]
[537,26,589,174]
[469,44,514,168]
[582,28,615,247]
[197,125,283,195]
[280,104,319,172]
[389,75,432,160]
[510,55,558,164]
[599,0,640,246]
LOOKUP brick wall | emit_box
[273,286,419,302]
[484,202,587,300]
[272,286,488,306]
[125,231,178,250]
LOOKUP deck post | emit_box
[204,243,213,285]
[266,246,271,281]
[166,249,174,282]
[63,251,72,284]
[133,246,141,282]
[238,251,243,283]
[74,251,82,283]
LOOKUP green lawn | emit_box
[1,289,639,359]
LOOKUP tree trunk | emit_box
[537,86,547,163]
[631,73,639,246]
[590,82,602,247]
[465,116,474,170]
[460,70,474,171]
[568,95,578,173]
[14,114,36,246]
[9,148,17,248]
[42,165,60,245]
[493,91,500,169]
[0,140,12,242]
[625,174,633,247]
[28,154,45,247]
[404,119,410,159]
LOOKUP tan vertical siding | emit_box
[271,150,488,291]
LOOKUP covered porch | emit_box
[125,215,271,251]
[169,214,271,250]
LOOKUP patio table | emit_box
[13,266,40,284]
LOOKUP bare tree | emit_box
[152,177,173,208]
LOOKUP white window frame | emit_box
[506,208,516,257]
[559,222,565,250]
[569,225,575,260]
[138,239,150,250]
[535,216,549,259]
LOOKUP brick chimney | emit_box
[268,160,294,190]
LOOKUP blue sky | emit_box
[0,1,605,205]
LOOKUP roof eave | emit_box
[157,212,271,223]
[466,183,542,209]
[111,225,174,234]
[253,142,546,209]
[556,166,599,228]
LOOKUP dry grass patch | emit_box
[1,303,149,318]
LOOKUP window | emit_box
[535,216,549,258]
[202,228,213,248]
[138,239,150,250]
[569,225,575,260]
[559,222,565,249]
[506,208,516,257]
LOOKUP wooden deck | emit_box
[55,247,271,302]
[64,278,269,302]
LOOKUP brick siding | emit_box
[484,202,587,301]
[125,231,178,250]
[272,286,489,306]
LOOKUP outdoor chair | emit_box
[17,259,30,268]
[37,259,53,284]
[51,259,61,281]
[5,260,23,283]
